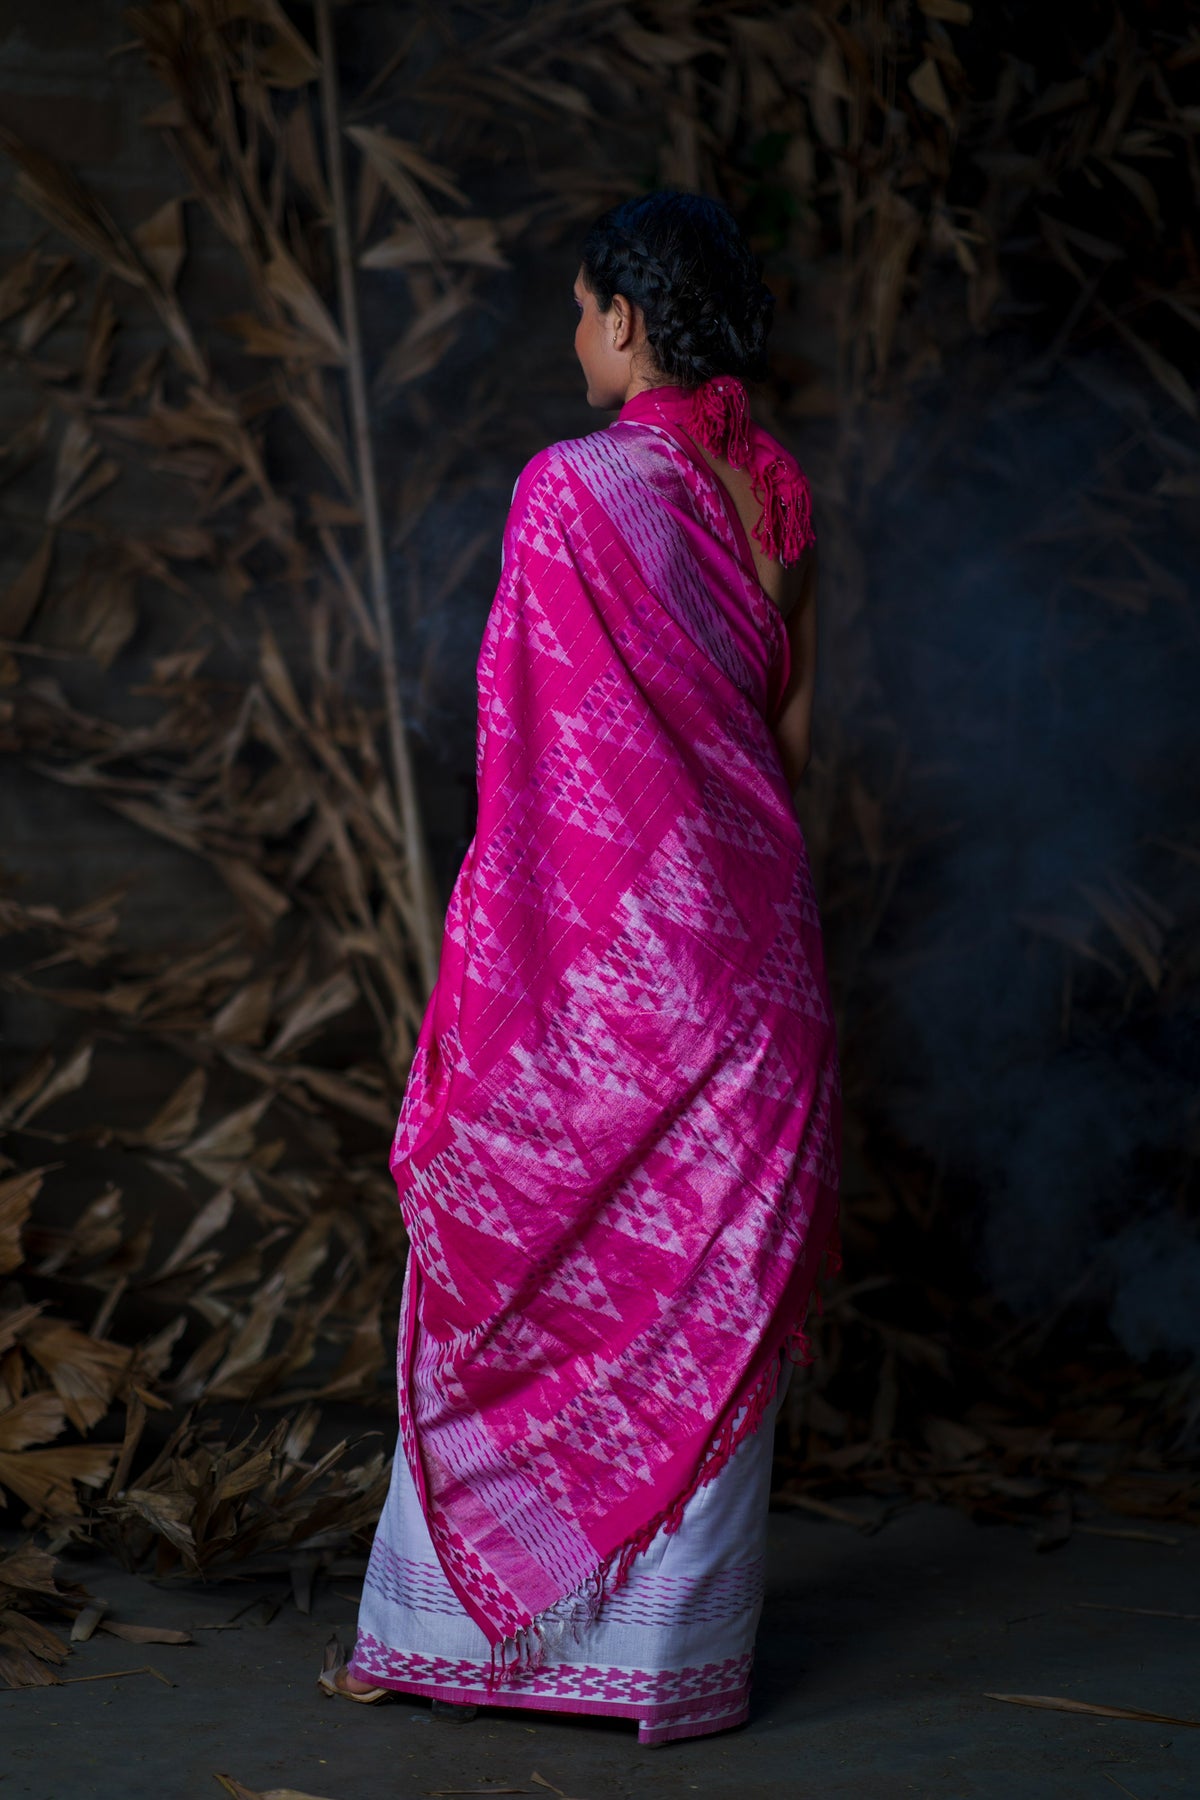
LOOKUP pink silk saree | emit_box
[386,376,842,1674]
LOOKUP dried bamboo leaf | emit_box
[0,1049,56,1124]
[60,553,139,669]
[286,1065,391,1129]
[15,286,75,352]
[15,1041,93,1126]
[0,1394,66,1454]
[219,311,340,362]
[346,124,467,214]
[1117,329,1196,418]
[23,1320,131,1432]
[316,526,378,647]
[0,406,51,492]
[483,66,594,119]
[1076,879,1163,988]
[0,130,147,287]
[0,1307,46,1359]
[119,1487,196,1551]
[373,277,474,394]
[47,418,118,524]
[205,1272,288,1396]
[213,857,292,935]
[211,978,275,1045]
[222,0,320,87]
[0,1443,117,1517]
[282,98,329,211]
[0,1610,70,1686]
[0,1168,44,1276]
[268,970,358,1059]
[99,1620,192,1645]
[283,381,357,497]
[0,1543,72,1602]
[132,198,186,293]
[218,1782,341,1800]
[984,1692,1200,1728]
[183,1094,272,1177]
[0,246,44,325]
[360,216,507,271]
[868,193,924,375]
[1101,156,1161,226]
[155,1189,236,1279]
[35,1186,123,1276]
[70,1601,108,1642]
[263,241,347,363]
[136,1070,208,1149]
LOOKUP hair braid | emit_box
[580,190,774,387]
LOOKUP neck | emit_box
[621,371,681,405]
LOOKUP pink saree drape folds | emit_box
[387,378,842,1673]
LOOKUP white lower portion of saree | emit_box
[349,1283,791,1746]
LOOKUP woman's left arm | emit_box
[771,542,819,791]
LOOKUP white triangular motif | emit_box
[537,1242,623,1323]
[553,1382,655,1484]
[601,1163,690,1258]
[568,891,713,1035]
[754,913,829,1024]
[694,775,777,857]
[640,830,750,945]
[404,1177,465,1304]
[798,1058,840,1186]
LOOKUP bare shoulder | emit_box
[691,442,814,616]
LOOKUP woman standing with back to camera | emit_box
[320,189,842,1745]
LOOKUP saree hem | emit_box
[345,1639,752,1746]
[351,1310,789,1749]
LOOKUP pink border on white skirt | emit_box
[348,1633,752,1746]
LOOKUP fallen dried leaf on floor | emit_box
[215,1781,342,1800]
[259,1792,345,1800]
[0,1611,69,1688]
[57,1663,173,1687]
[98,1620,193,1645]
[69,1601,108,1642]
[984,1692,1200,1728]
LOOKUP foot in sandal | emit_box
[317,1663,390,1703]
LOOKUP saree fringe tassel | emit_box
[481,1234,843,1692]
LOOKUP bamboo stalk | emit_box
[314,0,441,1000]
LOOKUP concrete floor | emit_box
[2,1502,1196,1800]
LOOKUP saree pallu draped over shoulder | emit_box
[387,380,842,1677]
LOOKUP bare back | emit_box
[687,438,805,620]
[685,434,818,790]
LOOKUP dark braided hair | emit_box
[579,190,774,388]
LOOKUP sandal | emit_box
[317,1662,390,1705]
[316,1634,476,1718]
[318,1636,389,1705]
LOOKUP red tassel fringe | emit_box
[751,456,815,565]
[686,375,752,469]
[687,375,815,566]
